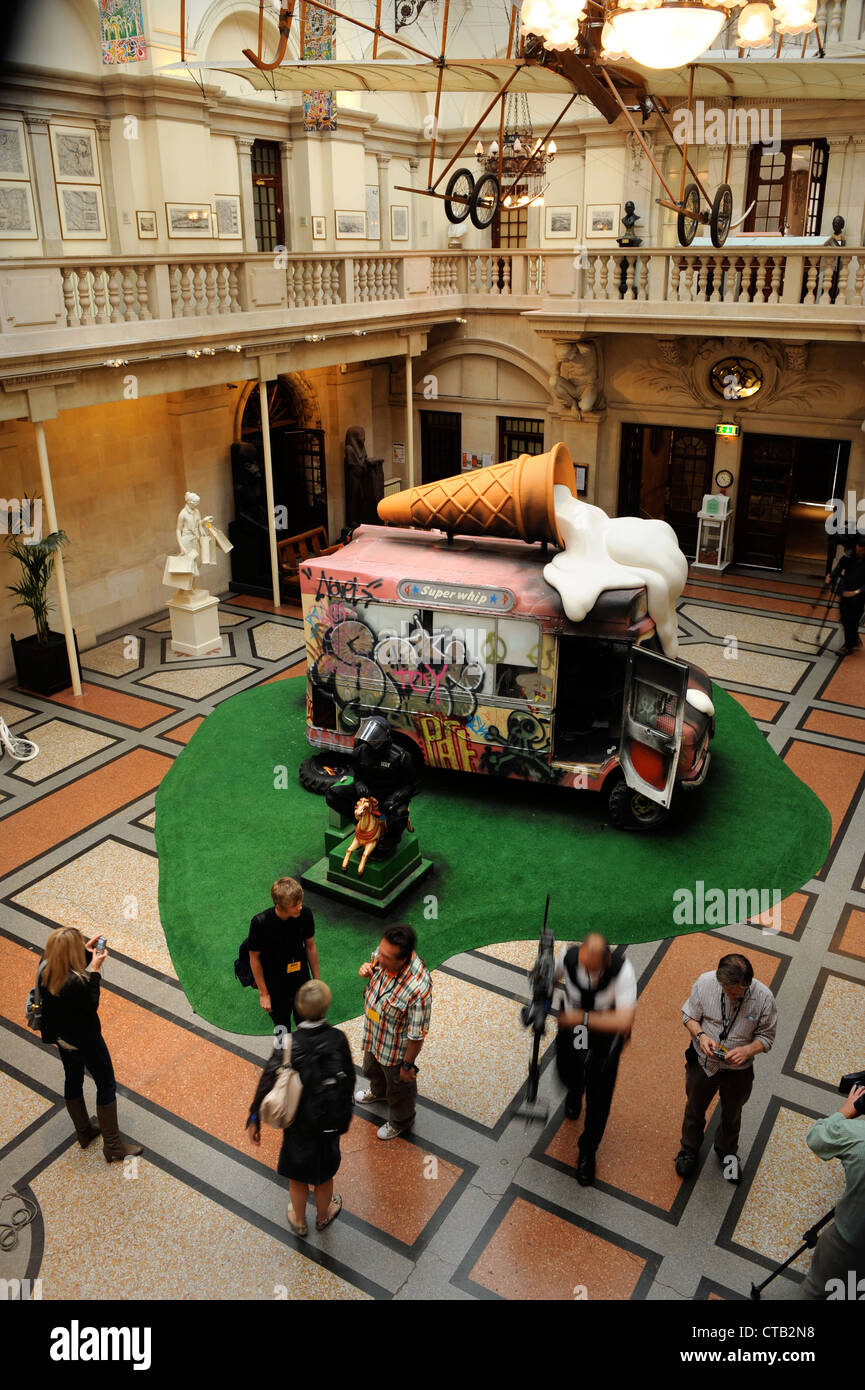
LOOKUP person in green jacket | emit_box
[799,1083,865,1299]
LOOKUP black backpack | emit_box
[234,938,254,988]
[293,1031,354,1136]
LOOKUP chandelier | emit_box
[520,0,818,70]
[475,90,556,208]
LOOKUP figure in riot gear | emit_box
[325,714,418,858]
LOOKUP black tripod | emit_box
[793,579,839,651]
[749,1207,835,1300]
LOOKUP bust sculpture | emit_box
[617,201,642,248]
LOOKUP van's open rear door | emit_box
[619,648,689,809]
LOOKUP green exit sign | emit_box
[716,423,740,437]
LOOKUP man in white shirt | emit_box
[554,932,637,1187]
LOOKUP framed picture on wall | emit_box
[575,464,588,496]
[214,194,242,239]
[57,184,106,239]
[0,120,29,180]
[335,209,367,239]
[546,205,578,239]
[312,215,327,240]
[390,204,409,241]
[50,124,100,184]
[136,209,158,239]
[0,180,38,238]
[586,203,620,238]
[165,202,213,238]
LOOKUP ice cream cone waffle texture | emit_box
[376,443,576,546]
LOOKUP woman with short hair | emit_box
[39,927,142,1163]
[247,978,353,1236]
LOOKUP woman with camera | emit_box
[39,926,142,1164]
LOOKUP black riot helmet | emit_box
[355,713,390,752]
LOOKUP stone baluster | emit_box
[767,260,782,305]
[623,258,635,300]
[121,266,138,321]
[135,265,152,321]
[501,256,512,296]
[196,265,210,313]
[168,265,182,317]
[77,268,94,325]
[91,269,109,324]
[228,264,240,311]
[829,0,842,42]
[802,260,820,305]
[836,256,850,305]
[178,266,192,316]
[635,256,648,302]
[598,256,609,300]
[372,258,383,300]
[854,256,865,306]
[107,268,124,323]
[752,258,768,304]
[708,255,722,304]
[313,259,323,306]
[216,265,230,313]
[61,267,77,326]
[204,264,219,314]
[286,261,297,308]
[723,258,738,304]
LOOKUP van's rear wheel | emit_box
[299,753,355,795]
[607,779,670,831]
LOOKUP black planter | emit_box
[11,628,78,696]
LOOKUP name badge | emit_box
[286,961,301,974]
[367,1007,381,1024]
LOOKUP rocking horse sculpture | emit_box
[342,797,385,877]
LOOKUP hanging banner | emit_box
[100,0,147,64]
[302,5,337,132]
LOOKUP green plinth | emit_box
[302,810,433,915]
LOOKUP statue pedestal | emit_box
[168,589,222,657]
[302,809,433,916]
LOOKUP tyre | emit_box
[710,183,733,248]
[470,173,500,230]
[676,183,700,247]
[299,752,355,795]
[607,778,671,831]
[444,168,475,224]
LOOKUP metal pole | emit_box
[405,344,416,487]
[258,379,281,609]
[33,420,82,696]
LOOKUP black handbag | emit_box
[25,961,45,1032]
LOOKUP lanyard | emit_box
[719,990,745,1041]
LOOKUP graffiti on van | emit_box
[311,571,384,605]
[414,712,479,773]
[310,605,403,730]
[479,710,562,784]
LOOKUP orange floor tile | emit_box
[833,907,865,961]
[783,741,865,843]
[801,708,865,742]
[162,717,205,745]
[727,692,783,721]
[818,650,865,709]
[45,681,178,729]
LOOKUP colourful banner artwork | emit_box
[302,5,337,132]
[100,0,147,64]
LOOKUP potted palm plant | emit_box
[5,506,76,694]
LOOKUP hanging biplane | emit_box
[166,1,859,247]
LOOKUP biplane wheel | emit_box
[710,182,734,248]
[470,173,500,230]
[444,168,475,224]
[676,183,701,247]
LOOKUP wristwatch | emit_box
[401,1061,419,1074]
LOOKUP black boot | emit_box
[66,1097,100,1149]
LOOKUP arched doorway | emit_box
[228,374,327,594]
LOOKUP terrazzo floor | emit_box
[1,572,864,1302]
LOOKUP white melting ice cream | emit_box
[544,485,689,661]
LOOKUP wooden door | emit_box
[735,434,795,570]
[420,410,461,484]
[666,428,715,559]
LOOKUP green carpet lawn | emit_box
[155,678,830,1033]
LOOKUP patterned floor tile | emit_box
[165,637,232,662]
[0,700,35,726]
[138,665,256,699]
[249,622,306,662]
[81,637,143,677]
[681,605,814,652]
[0,1070,55,1149]
[678,641,808,691]
[793,974,865,1087]
[8,719,115,784]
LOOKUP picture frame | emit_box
[136,209,158,240]
[390,204,409,242]
[334,209,367,240]
[57,183,106,240]
[585,203,621,239]
[165,202,214,238]
[311,215,327,240]
[0,120,29,181]
[545,205,578,239]
[50,124,100,184]
[214,193,242,240]
[0,180,38,239]
[575,464,588,497]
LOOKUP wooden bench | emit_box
[277,527,343,595]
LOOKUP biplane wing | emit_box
[160,57,576,96]
[621,58,864,101]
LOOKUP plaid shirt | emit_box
[361,951,432,1066]
[682,971,777,1077]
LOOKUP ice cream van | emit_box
[298,448,714,830]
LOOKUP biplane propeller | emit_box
[166,1,852,248]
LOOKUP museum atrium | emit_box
[0,0,864,1324]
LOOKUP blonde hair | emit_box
[43,927,88,997]
[295,980,332,1022]
[271,876,303,910]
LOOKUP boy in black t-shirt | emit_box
[248,877,319,1033]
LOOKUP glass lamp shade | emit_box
[610,5,726,67]
[616,0,663,10]
[601,17,628,54]
[520,0,554,31]
[736,1,774,43]
[772,0,817,33]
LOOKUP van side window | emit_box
[492,618,541,701]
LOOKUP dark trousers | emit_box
[798,1221,865,1300]
[680,1048,753,1156]
[268,995,301,1036]
[362,1050,416,1130]
[839,594,865,648]
[555,1028,623,1156]
[57,1036,116,1106]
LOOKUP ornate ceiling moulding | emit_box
[1,370,80,392]
[614,335,841,412]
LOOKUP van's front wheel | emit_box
[607,779,670,831]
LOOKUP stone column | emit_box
[94,118,121,255]
[408,157,419,246]
[235,136,258,253]
[279,139,293,252]
[824,136,850,233]
[23,113,62,256]
[377,152,391,250]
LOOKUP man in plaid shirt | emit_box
[354,924,432,1139]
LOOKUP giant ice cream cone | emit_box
[377,442,575,546]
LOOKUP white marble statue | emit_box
[163,491,232,592]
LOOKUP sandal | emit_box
[286,1205,307,1238]
[315,1194,343,1232]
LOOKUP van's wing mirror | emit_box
[619,647,689,809]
